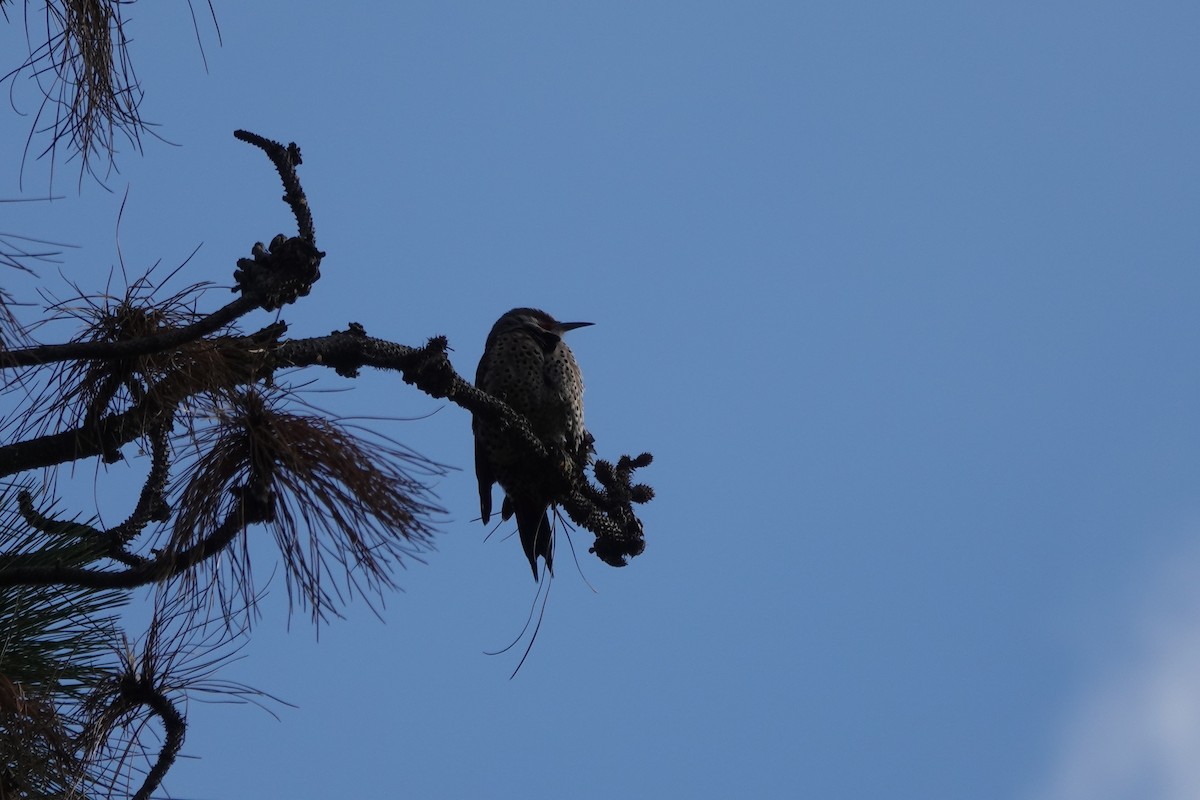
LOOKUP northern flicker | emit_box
[474,308,593,580]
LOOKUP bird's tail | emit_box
[513,500,554,581]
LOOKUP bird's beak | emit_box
[557,321,594,333]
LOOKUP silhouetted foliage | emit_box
[0,10,653,796]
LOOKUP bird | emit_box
[474,308,593,580]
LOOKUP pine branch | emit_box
[274,325,652,565]
[0,326,282,476]
[121,675,186,800]
[2,128,321,370]
[0,489,261,590]
[14,418,172,566]
[233,130,317,245]
[0,294,259,369]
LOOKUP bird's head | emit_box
[500,308,593,338]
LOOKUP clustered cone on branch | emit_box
[580,452,654,567]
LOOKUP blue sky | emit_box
[2,2,1199,798]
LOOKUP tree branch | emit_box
[275,325,548,455]
[274,325,652,565]
[0,325,283,477]
[234,130,316,244]
[0,490,261,590]
[0,294,259,369]
[124,676,186,800]
[2,128,321,371]
[0,396,160,476]
[14,419,172,567]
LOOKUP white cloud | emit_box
[1029,541,1200,800]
